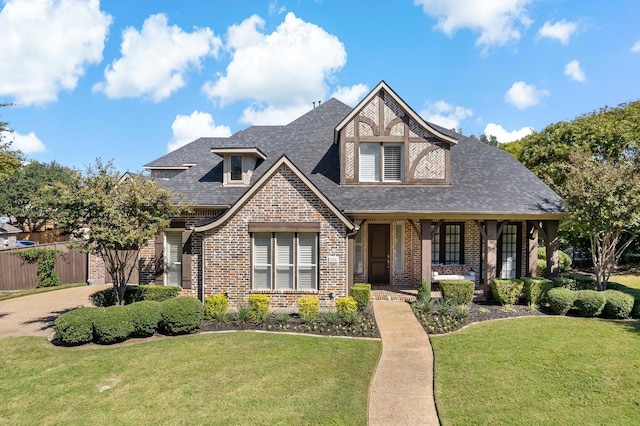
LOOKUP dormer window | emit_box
[230,155,243,182]
[211,147,267,187]
[359,143,404,182]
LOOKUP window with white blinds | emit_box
[165,232,182,287]
[358,143,403,182]
[384,145,403,181]
[252,232,318,290]
[359,143,380,182]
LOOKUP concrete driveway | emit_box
[0,284,111,339]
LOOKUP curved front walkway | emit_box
[369,300,440,425]
[0,284,110,339]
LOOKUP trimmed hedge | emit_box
[54,307,98,345]
[93,306,136,344]
[159,297,204,335]
[297,295,320,322]
[490,279,524,306]
[440,280,474,305]
[128,300,162,337]
[550,276,575,289]
[573,290,606,317]
[248,294,270,323]
[417,279,430,302]
[351,283,371,311]
[90,285,180,307]
[547,287,575,315]
[204,294,229,322]
[560,273,597,291]
[521,277,554,305]
[601,290,635,319]
[336,296,358,318]
[607,283,640,318]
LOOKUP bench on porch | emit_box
[432,264,476,282]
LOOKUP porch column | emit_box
[420,219,432,286]
[543,220,560,277]
[347,234,355,288]
[484,220,497,297]
[528,224,538,277]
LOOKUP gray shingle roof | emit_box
[146,98,563,215]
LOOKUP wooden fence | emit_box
[0,243,88,291]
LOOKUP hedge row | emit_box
[607,282,640,318]
[90,285,180,307]
[490,274,599,307]
[547,288,634,318]
[440,280,474,305]
[351,283,371,311]
[54,297,203,345]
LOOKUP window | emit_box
[358,143,403,182]
[252,232,318,290]
[230,155,243,181]
[499,224,520,279]
[164,232,182,286]
[431,223,464,264]
[393,221,404,274]
[354,229,364,274]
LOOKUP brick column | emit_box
[484,220,497,296]
[420,219,432,286]
[543,220,560,277]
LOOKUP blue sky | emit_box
[1,0,639,173]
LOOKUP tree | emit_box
[0,103,23,181]
[0,161,76,232]
[561,151,640,290]
[42,160,187,305]
[479,134,499,147]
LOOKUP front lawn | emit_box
[431,317,640,425]
[610,272,640,289]
[0,333,381,425]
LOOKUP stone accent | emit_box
[88,253,105,284]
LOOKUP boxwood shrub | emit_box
[573,290,606,318]
[351,283,371,311]
[91,285,180,307]
[439,280,474,305]
[159,297,204,335]
[128,300,162,337]
[546,287,575,315]
[54,307,98,345]
[601,290,635,319]
[490,278,524,306]
[204,294,229,322]
[93,305,136,344]
[417,279,430,302]
[247,294,270,323]
[135,285,180,302]
[521,277,554,305]
[297,295,320,322]
[550,276,575,289]
[607,283,640,318]
[336,296,357,318]
[560,273,597,291]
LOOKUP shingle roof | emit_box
[146,98,563,215]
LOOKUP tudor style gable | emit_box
[335,81,458,185]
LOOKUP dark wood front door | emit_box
[368,224,390,284]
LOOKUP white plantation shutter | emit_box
[359,143,380,182]
[354,230,363,274]
[275,233,294,289]
[165,232,182,286]
[253,233,271,289]
[383,145,402,181]
[297,233,317,290]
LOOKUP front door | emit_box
[368,224,390,284]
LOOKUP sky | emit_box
[1,0,639,173]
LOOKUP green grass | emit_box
[0,333,380,425]
[0,283,85,301]
[609,272,640,289]
[431,317,640,425]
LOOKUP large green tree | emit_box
[41,160,187,305]
[0,103,23,181]
[0,161,76,232]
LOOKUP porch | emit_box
[370,285,486,302]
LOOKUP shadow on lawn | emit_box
[21,308,76,331]
[608,318,640,336]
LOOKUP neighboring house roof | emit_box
[0,223,22,235]
[145,86,563,218]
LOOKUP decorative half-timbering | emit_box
[335,81,457,185]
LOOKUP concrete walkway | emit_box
[369,300,440,426]
[0,284,110,339]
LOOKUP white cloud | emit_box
[94,14,221,102]
[632,40,640,53]
[268,1,286,15]
[0,0,112,106]
[420,100,473,130]
[168,111,231,152]
[7,131,46,154]
[484,123,533,143]
[414,0,532,50]
[505,81,549,109]
[330,84,369,106]
[564,60,586,82]
[537,20,578,45]
[203,12,347,125]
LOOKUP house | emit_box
[140,81,564,307]
[0,221,22,250]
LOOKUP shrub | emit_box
[127,300,162,337]
[490,279,524,306]
[550,276,575,289]
[91,285,134,307]
[560,273,597,291]
[537,247,571,272]
[439,280,474,305]
[271,311,290,324]
[91,285,180,307]
[297,296,319,322]
[452,303,470,320]
[159,297,203,335]
[248,294,270,324]
[336,296,358,318]
[417,279,430,302]
[54,307,97,345]
[547,287,576,315]
[573,290,606,318]
[601,290,635,319]
[136,285,180,302]
[321,310,339,325]
[234,304,251,325]
[607,283,640,318]
[93,306,136,344]
[521,277,554,305]
[351,283,371,311]
[204,294,229,322]
[413,298,432,314]
[15,248,63,288]
[536,259,547,278]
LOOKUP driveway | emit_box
[0,284,111,339]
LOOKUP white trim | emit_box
[194,155,356,232]
[211,147,267,160]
